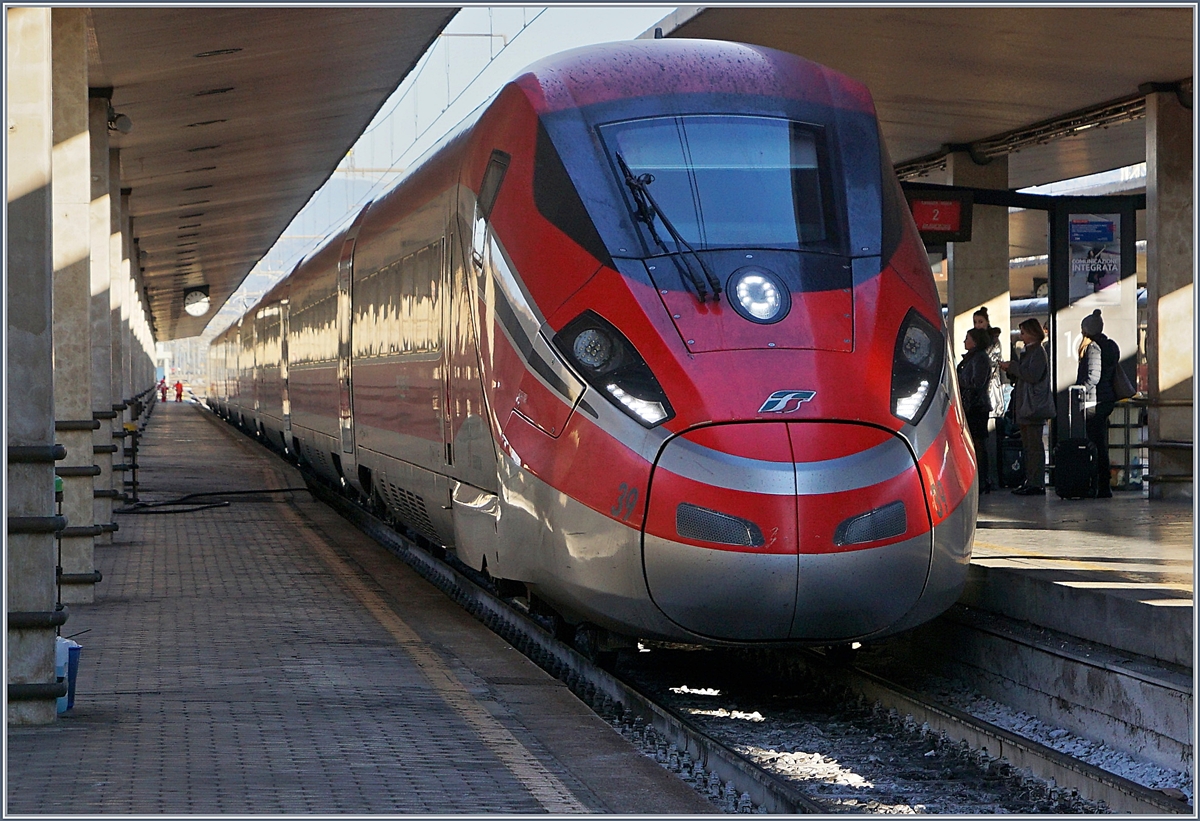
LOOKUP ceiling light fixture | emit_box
[194,48,242,58]
[107,111,132,134]
[104,100,131,134]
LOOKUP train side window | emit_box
[477,150,510,221]
[473,150,509,272]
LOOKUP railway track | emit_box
[307,475,1189,814]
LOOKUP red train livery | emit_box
[209,39,977,650]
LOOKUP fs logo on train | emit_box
[759,390,816,413]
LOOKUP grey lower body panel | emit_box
[471,455,975,646]
[873,476,976,640]
[643,530,935,642]
[483,455,694,641]
[642,536,798,640]
[791,533,932,641]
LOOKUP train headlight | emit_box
[573,328,615,370]
[891,309,944,425]
[554,311,675,427]
[728,267,789,324]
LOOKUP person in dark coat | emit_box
[1000,318,1051,495]
[957,328,993,493]
[1075,309,1118,498]
[973,306,1005,491]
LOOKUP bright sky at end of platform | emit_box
[201,5,675,340]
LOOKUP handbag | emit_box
[1031,380,1057,420]
[1022,345,1056,420]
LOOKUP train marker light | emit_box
[894,380,930,422]
[606,384,668,425]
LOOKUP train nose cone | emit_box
[642,422,933,642]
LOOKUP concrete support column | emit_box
[120,190,134,417]
[945,151,1012,359]
[52,8,98,605]
[90,97,116,536]
[1145,90,1194,500]
[7,6,61,725]
[108,149,127,509]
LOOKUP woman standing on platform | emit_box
[957,328,994,493]
[973,306,1005,492]
[1076,309,1118,498]
[1000,318,1053,495]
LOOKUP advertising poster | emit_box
[1068,213,1121,304]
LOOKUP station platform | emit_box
[6,401,715,815]
[967,487,1193,669]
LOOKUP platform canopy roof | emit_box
[651,6,1193,188]
[89,7,457,340]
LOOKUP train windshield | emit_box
[600,115,836,253]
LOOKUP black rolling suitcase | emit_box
[999,436,1025,488]
[1054,386,1097,499]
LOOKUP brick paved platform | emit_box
[6,401,715,814]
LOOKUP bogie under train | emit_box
[209,40,977,649]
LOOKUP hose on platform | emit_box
[115,487,310,515]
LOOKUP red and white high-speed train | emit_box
[209,39,977,649]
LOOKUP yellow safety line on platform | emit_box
[973,539,1194,593]
[288,509,589,813]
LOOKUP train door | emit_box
[233,318,244,423]
[439,232,453,468]
[250,310,261,418]
[471,153,509,416]
[336,204,372,490]
[247,316,258,428]
[447,153,510,493]
[280,297,292,448]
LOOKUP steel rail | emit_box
[790,648,1192,815]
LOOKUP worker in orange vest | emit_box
[174,381,184,402]
[159,379,168,403]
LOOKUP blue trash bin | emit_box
[55,637,69,714]
[66,643,81,709]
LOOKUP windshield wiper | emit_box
[616,153,721,304]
